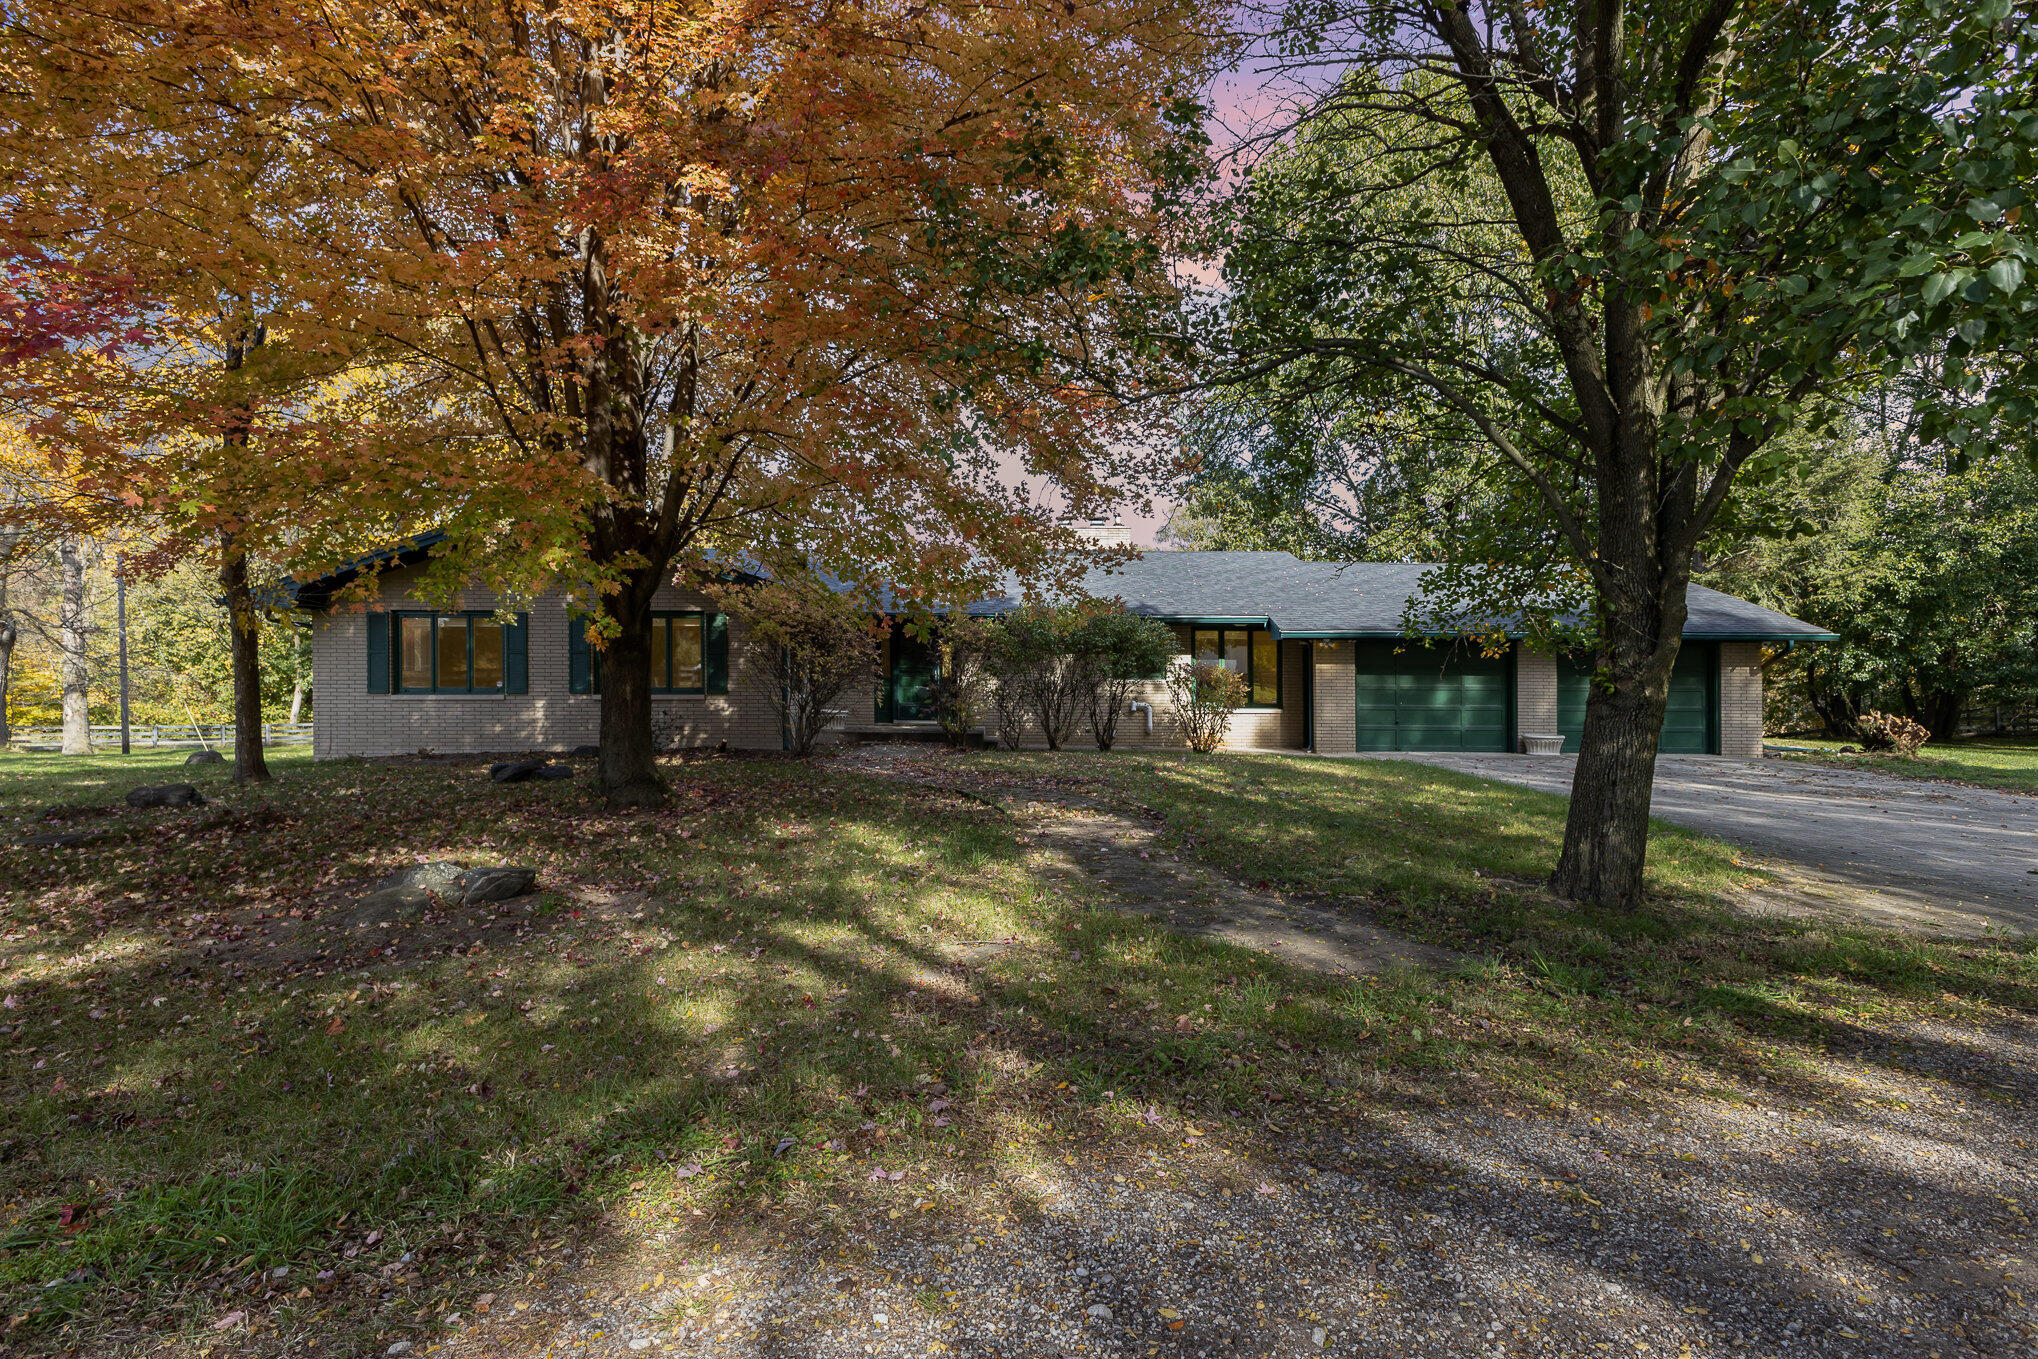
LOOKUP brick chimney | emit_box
[1066,515,1132,548]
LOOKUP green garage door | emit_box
[1558,643,1717,754]
[1354,641,1513,752]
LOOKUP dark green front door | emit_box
[887,629,940,722]
[1557,643,1718,754]
[1353,641,1513,752]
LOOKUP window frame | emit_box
[649,610,708,695]
[1188,625,1282,708]
[394,610,509,695]
[584,610,711,695]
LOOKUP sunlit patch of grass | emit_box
[1769,735,2038,794]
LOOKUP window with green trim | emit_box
[569,611,727,695]
[1191,627,1281,707]
[651,612,706,693]
[396,612,509,694]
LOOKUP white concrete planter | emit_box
[1521,733,1566,755]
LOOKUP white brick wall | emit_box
[309,569,780,758]
[1719,641,1765,759]
[1515,645,1559,746]
[1310,641,1356,754]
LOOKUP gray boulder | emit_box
[570,745,601,759]
[354,860,468,918]
[184,749,226,767]
[535,764,574,781]
[458,866,537,904]
[125,784,207,808]
[351,860,537,924]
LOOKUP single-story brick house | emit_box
[292,539,1831,759]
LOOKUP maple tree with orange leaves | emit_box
[2,0,1226,804]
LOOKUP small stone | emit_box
[1312,1327,1327,1348]
[629,1341,652,1352]
[124,783,206,808]
[184,748,226,766]
[1086,1304,1113,1321]
[386,1344,412,1357]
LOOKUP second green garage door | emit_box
[1353,641,1514,752]
[1558,643,1718,754]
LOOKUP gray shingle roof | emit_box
[972,551,1834,642]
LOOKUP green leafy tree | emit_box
[1072,609,1179,750]
[1708,425,2038,737]
[1203,1,2038,908]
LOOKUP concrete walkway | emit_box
[1370,752,2038,937]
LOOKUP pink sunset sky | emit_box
[1030,21,1342,548]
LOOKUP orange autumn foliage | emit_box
[1,0,1226,802]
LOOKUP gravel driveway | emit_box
[1369,753,2038,937]
[452,1018,2038,1359]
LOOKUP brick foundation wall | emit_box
[309,568,781,758]
[1719,641,1765,758]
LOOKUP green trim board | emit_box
[1557,643,1717,754]
[1353,640,1514,752]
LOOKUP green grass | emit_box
[1,745,2032,1353]
[1765,735,2038,794]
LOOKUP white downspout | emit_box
[1129,699,1153,737]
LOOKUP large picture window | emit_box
[1191,627,1281,707]
[396,612,509,694]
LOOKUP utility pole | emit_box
[116,555,132,756]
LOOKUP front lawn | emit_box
[1,746,2031,1355]
[1766,734,2038,795]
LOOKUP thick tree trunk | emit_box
[596,581,664,808]
[58,536,91,755]
[219,546,271,784]
[1550,651,1675,910]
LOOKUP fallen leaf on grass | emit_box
[213,1311,246,1331]
[326,1017,345,1035]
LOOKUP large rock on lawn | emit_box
[489,759,574,783]
[184,749,226,767]
[349,861,539,927]
[125,784,207,808]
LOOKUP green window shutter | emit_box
[505,612,529,694]
[367,613,390,693]
[704,612,729,694]
[568,616,591,694]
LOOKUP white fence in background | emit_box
[4,722,313,754]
